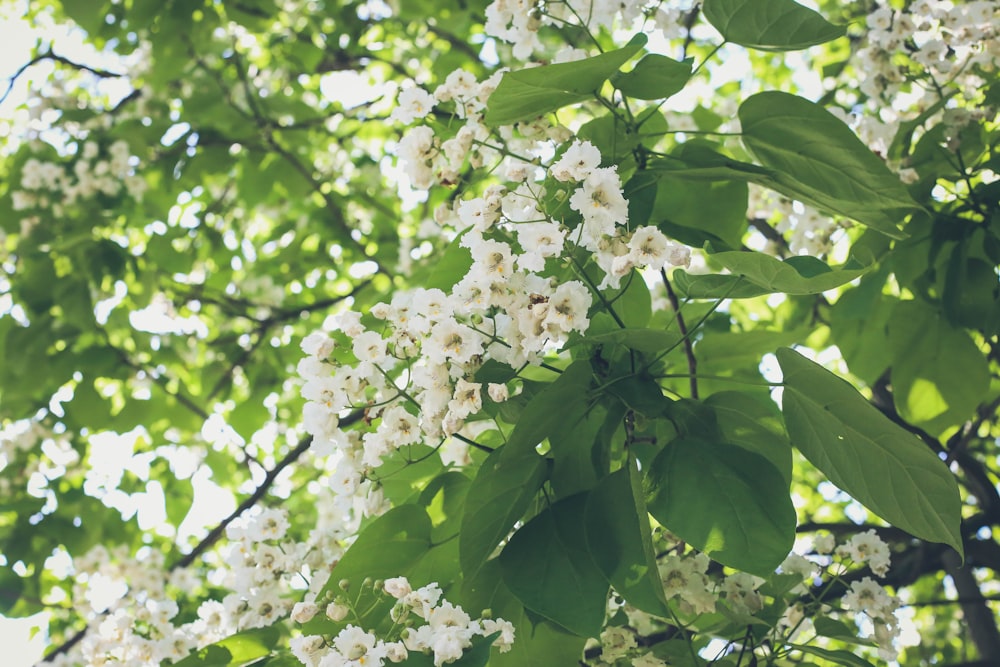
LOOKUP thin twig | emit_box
[661,268,698,399]
[1,49,125,105]
[43,411,363,662]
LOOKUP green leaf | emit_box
[813,616,875,645]
[500,493,609,636]
[675,250,871,299]
[172,626,281,667]
[612,54,692,100]
[696,327,811,373]
[705,391,792,483]
[703,0,846,51]
[777,347,964,556]
[0,568,24,615]
[653,147,749,250]
[424,234,473,291]
[585,460,670,616]
[573,328,681,354]
[501,360,593,459]
[645,436,796,576]
[451,631,502,667]
[548,401,610,497]
[789,644,878,667]
[308,505,431,632]
[460,447,548,581]
[606,272,652,328]
[739,92,917,237]
[828,270,896,385]
[887,300,991,434]
[624,170,659,227]
[461,561,588,667]
[484,34,648,126]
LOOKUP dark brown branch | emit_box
[44,410,363,662]
[942,549,1000,661]
[661,269,698,399]
[2,48,125,105]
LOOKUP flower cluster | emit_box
[290,576,514,667]
[12,140,146,234]
[589,529,903,665]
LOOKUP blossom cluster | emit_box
[591,529,904,665]
[12,139,146,235]
[484,0,696,59]
[290,576,514,667]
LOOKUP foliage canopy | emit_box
[1,0,999,665]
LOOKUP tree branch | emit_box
[661,268,698,399]
[1,48,125,106]
[942,549,1000,662]
[44,410,363,662]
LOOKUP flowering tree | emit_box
[1,0,999,664]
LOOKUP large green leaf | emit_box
[675,251,871,299]
[573,328,681,354]
[654,172,749,250]
[612,53,692,100]
[739,92,918,237]
[484,34,648,126]
[789,644,878,667]
[645,435,796,576]
[501,360,593,459]
[500,493,609,636]
[703,0,845,51]
[303,505,431,634]
[705,391,792,483]
[887,300,991,434]
[827,269,896,385]
[172,626,282,667]
[585,460,670,616]
[777,347,963,556]
[461,561,588,667]
[460,447,548,580]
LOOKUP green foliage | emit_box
[484,34,648,126]
[739,92,917,237]
[703,0,846,51]
[778,348,964,556]
[2,0,997,665]
[646,435,796,575]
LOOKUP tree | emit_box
[1,0,998,664]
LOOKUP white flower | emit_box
[516,221,565,272]
[384,576,412,599]
[391,86,435,124]
[465,235,515,284]
[426,318,484,367]
[570,167,629,253]
[291,635,328,666]
[291,601,319,624]
[836,529,891,577]
[632,653,668,667]
[352,331,388,363]
[600,626,636,661]
[551,140,602,181]
[331,625,386,666]
[812,533,836,554]
[402,582,443,620]
[327,601,350,621]
[397,126,438,189]
[544,280,592,335]
[843,576,899,621]
[301,332,336,358]
[446,379,483,423]
[487,383,509,402]
[457,197,500,232]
